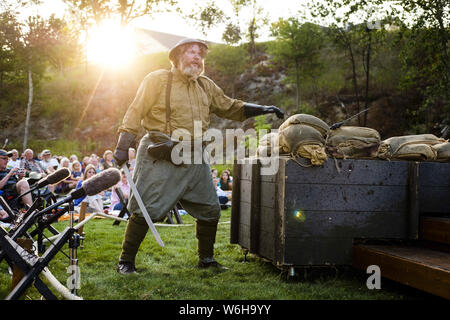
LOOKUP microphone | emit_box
[16,168,71,200]
[37,168,121,226]
[36,168,71,188]
[71,168,121,199]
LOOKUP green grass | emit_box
[0,209,433,300]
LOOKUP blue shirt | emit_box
[73,180,85,206]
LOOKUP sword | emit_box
[121,164,164,247]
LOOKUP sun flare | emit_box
[86,19,137,68]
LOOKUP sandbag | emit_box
[278,124,327,165]
[432,142,450,162]
[377,134,445,160]
[279,114,330,137]
[257,132,279,157]
[326,126,381,159]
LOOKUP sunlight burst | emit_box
[86,19,137,68]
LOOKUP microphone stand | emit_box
[68,201,81,295]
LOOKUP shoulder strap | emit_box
[165,71,173,135]
[197,77,206,91]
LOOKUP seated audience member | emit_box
[54,157,78,194]
[7,149,21,169]
[0,149,33,209]
[20,149,46,177]
[226,168,233,182]
[219,170,233,191]
[73,164,104,213]
[69,154,78,169]
[109,170,130,212]
[211,168,218,179]
[81,156,90,173]
[213,177,231,208]
[89,154,101,173]
[100,150,116,170]
[71,161,83,180]
[127,148,136,173]
[40,149,59,174]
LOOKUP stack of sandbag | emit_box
[431,141,450,162]
[278,114,329,165]
[377,134,446,161]
[257,132,279,157]
[326,126,381,159]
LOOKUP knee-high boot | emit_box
[196,219,228,269]
[119,214,149,264]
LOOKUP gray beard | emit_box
[181,64,202,79]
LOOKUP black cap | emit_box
[0,149,12,157]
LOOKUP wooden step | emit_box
[420,217,450,245]
[353,244,450,300]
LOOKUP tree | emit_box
[243,0,267,62]
[64,0,176,27]
[222,22,241,45]
[268,19,325,111]
[44,15,82,75]
[307,0,389,127]
[0,10,23,91]
[186,0,268,61]
[185,1,225,37]
[395,0,449,132]
[22,15,61,149]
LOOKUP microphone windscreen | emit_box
[82,168,121,196]
[47,168,71,184]
[37,168,71,188]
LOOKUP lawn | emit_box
[0,208,434,300]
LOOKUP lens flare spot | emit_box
[294,210,306,222]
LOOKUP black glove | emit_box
[113,132,136,167]
[243,103,284,119]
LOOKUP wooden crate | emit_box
[418,162,450,217]
[230,157,421,267]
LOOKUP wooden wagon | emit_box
[230,157,450,299]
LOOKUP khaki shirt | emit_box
[119,67,246,139]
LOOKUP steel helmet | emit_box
[169,38,208,63]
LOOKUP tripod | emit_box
[0,195,81,299]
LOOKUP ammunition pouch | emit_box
[147,132,178,162]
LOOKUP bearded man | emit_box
[113,38,283,274]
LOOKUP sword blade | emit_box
[122,164,164,247]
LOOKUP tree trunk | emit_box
[248,19,256,62]
[363,30,372,127]
[23,66,33,151]
[295,60,300,110]
[348,44,361,125]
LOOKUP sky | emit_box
[18,0,307,43]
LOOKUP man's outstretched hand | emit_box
[244,103,285,119]
[265,105,284,119]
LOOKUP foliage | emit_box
[1,0,449,153]
[268,20,325,110]
[206,43,248,98]
[64,0,177,26]
[185,1,225,36]
[394,0,449,132]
